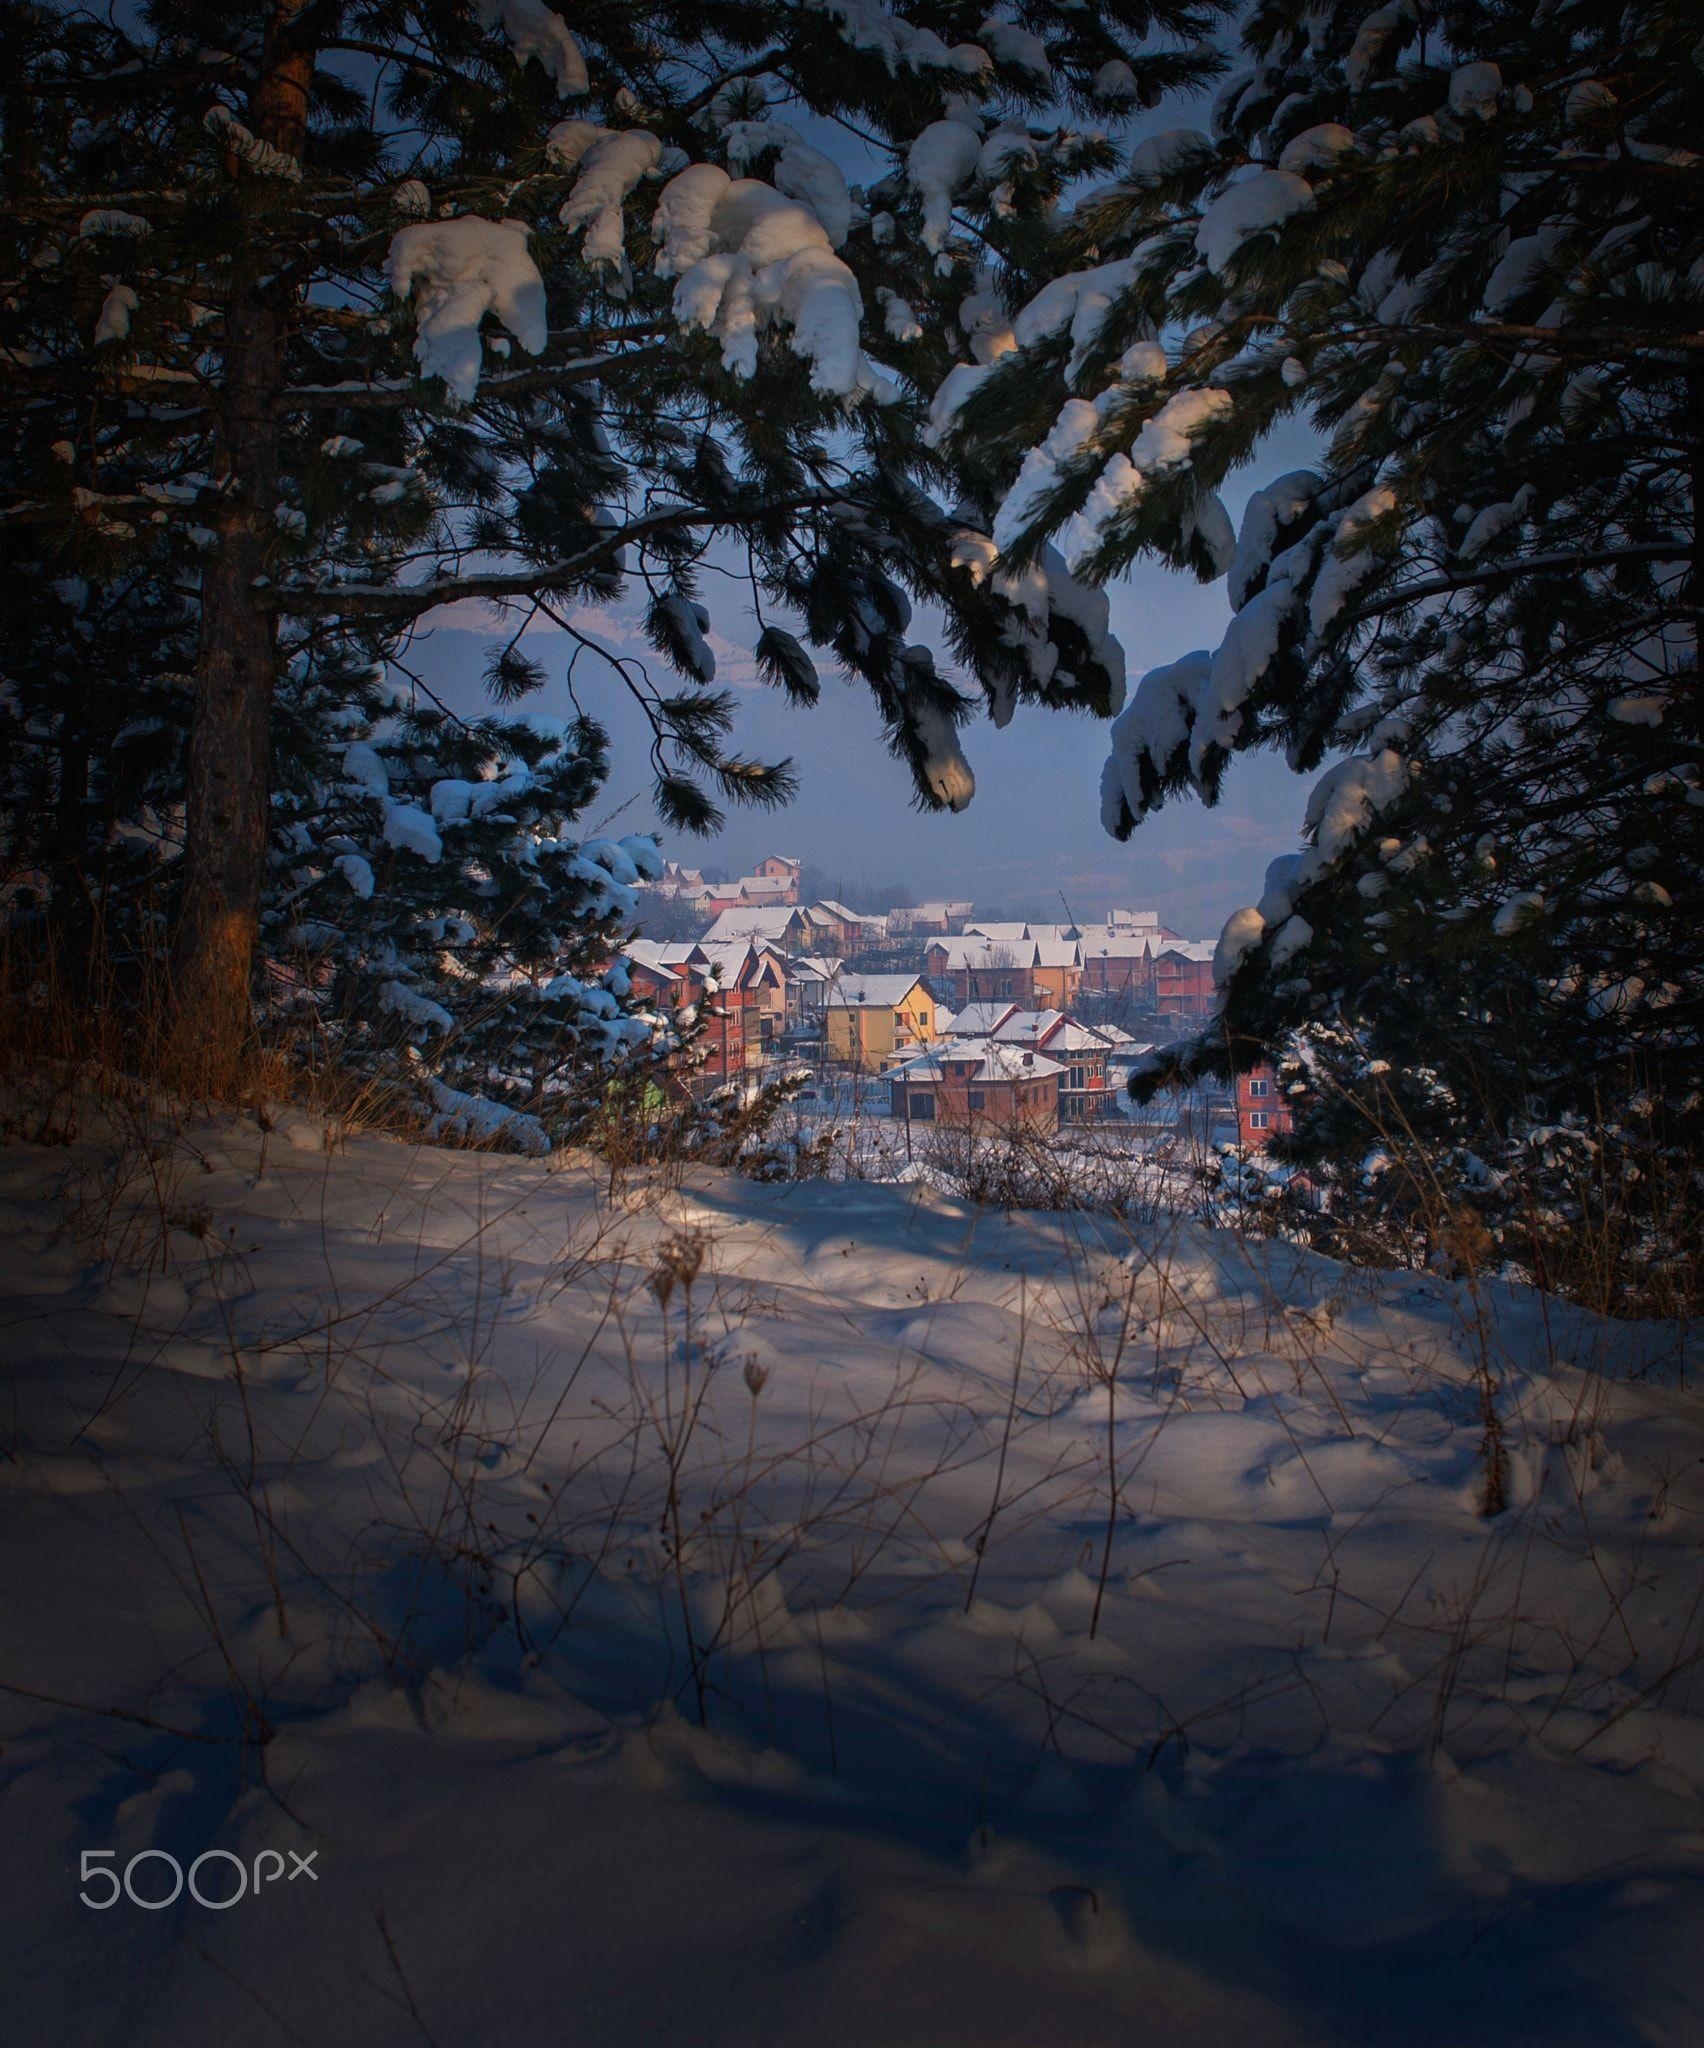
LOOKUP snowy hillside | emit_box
[1,1116,1700,2045]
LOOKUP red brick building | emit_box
[1153,944,1217,1020]
[1235,1064,1293,1149]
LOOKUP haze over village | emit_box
[624,849,1282,1157]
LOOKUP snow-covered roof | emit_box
[716,874,794,900]
[624,953,681,985]
[961,920,1081,946]
[627,938,703,970]
[1157,939,1217,963]
[702,906,801,944]
[890,1042,1063,1084]
[1078,932,1154,960]
[1033,939,1083,968]
[1029,1018,1109,1054]
[815,899,874,924]
[826,972,930,1010]
[698,940,786,985]
[790,956,846,985]
[943,1000,1021,1037]
[948,1008,1114,1055]
[929,936,1030,970]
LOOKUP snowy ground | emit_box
[1,1111,1701,2045]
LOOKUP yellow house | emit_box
[824,973,939,1073]
[1031,940,1084,1012]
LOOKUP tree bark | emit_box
[168,4,315,1093]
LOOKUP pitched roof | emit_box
[624,954,681,986]
[890,1042,1063,1084]
[627,938,703,970]
[790,955,846,985]
[1156,939,1218,963]
[1032,939,1084,968]
[697,940,786,985]
[1078,932,1154,960]
[826,972,930,1010]
[988,1007,1067,1043]
[702,906,802,944]
[929,936,1031,971]
[722,875,795,899]
[943,1000,1021,1037]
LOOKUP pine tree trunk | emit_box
[167,5,315,1094]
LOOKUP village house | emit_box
[924,936,1035,1006]
[623,941,747,1092]
[1102,908,1181,939]
[924,934,1083,1009]
[701,874,794,915]
[814,900,887,953]
[697,941,789,1062]
[887,900,973,935]
[1154,941,1218,1020]
[823,972,938,1073]
[651,861,712,907]
[1031,938,1084,1011]
[1236,1063,1294,1149]
[701,903,837,953]
[701,854,802,914]
[944,1006,1119,1121]
[887,1042,1062,1135]
[1077,930,1155,997]
[788,956,846,1026]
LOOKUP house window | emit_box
[1249,1077,1270,1097]
[1068,1066,1084,1090]
[967,1089,985,1110]
[1249,1111,1270,1130]
[910,1092,935,1121]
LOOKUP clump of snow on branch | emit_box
[808,0,990,75]
[1194,170,1314,275]
[1066,387,1233,567]
[1209,749,1410,993]
[92,285,139,346]
[424,1079,552,1155]
[653,165,893,402]
[1308,484,1397,634]
[547,121,664,268]
[474,0,588,95]
[950,531,1125,715]
[904,692,975,809]
[907,118,982,258]
[385,217,546,402]
[719,119,852,246]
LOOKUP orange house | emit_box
[887,1043,1061,1135]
